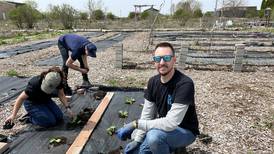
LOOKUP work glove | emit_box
[116,120,137,141]
[125,141,140,154]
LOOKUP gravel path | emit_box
[0,32,273,153]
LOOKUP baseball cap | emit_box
[86,43,97,57]
[41,72,61,94]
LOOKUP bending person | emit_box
[58,34,97,95]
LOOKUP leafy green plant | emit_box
[118,110,128,118]
[49,136,67,147]
[125,96,135,104]
[8,1,42,29]
[6,69,18,77]
[92,9,105,20]
[106,12,115,20]
[106,125,116,136]
[0,39,7,45]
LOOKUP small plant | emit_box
[125,97,135,104]
[0,39,7,45]
[106,125,116,136]
[49,136,67,147]
[6,69,18,77]
[66,107,94,129]
[118,110,128,118]
[108,79,118,87]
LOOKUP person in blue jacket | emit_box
[58,34,97,95]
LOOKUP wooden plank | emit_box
[0,142,9,154]
[66,92,114,154]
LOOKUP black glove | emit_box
[125,141,140,154]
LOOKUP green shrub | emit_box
[6,69,18,77]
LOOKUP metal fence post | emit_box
[114,43,123,69]
[233,44,246,72]
[179,44,189,69]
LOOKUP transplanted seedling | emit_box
[125,96,135,104]
[106,125,116,136]
[118,110,128,118]
[66,107,95,129]
[49,136,67,147]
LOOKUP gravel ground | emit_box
[0,32,273,153]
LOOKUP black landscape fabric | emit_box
[82,91,143,154]
[3,90,144,154]
[0,76,29,105]
[0,32,102,59]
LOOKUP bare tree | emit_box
[176,0,201,12]
[222,0,246,7]
[221,0,247,17]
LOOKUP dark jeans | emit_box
[129,128,196,154]
[58,41,88,81]
[23,99,63,127]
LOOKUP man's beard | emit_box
[158,65,172,76]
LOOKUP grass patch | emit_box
[107,79,118,87]
[0,30,70,45]
[6,69,19,77]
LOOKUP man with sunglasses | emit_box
[116,42,199,154]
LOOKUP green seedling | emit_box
[125,97,135,104]
[106,125,116,136]
[66,107,95,129]
[49,136,67,147]
[118,110,128,118]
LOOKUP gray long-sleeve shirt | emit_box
[134,99,189,142]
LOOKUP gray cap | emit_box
[41,72,61,94]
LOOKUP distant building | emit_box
[143,6,160,17]
[0,1,25,20]
[216,6,257,18]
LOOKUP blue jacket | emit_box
[58,34,91,61]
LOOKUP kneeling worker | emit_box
[5,67,75,128]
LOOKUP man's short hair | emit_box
[155,42,175,55]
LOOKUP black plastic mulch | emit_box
[0,76,29,105]
[82,91,143,154]
[0,32,102,59]
[34,32,130,66]
[3,90,144,154]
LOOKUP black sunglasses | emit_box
[153,55,173,63]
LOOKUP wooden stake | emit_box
[66,92,114,154]
[0,142,9,153]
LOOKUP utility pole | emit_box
[215,0,218,17]
[170,0,173,15]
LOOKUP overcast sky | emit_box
[11,0,262,17]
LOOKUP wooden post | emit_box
[66,92,114,154]
[179,44,189,69]
[233,44,245,72]
[0,142,9,153]
[114,43,123,69]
